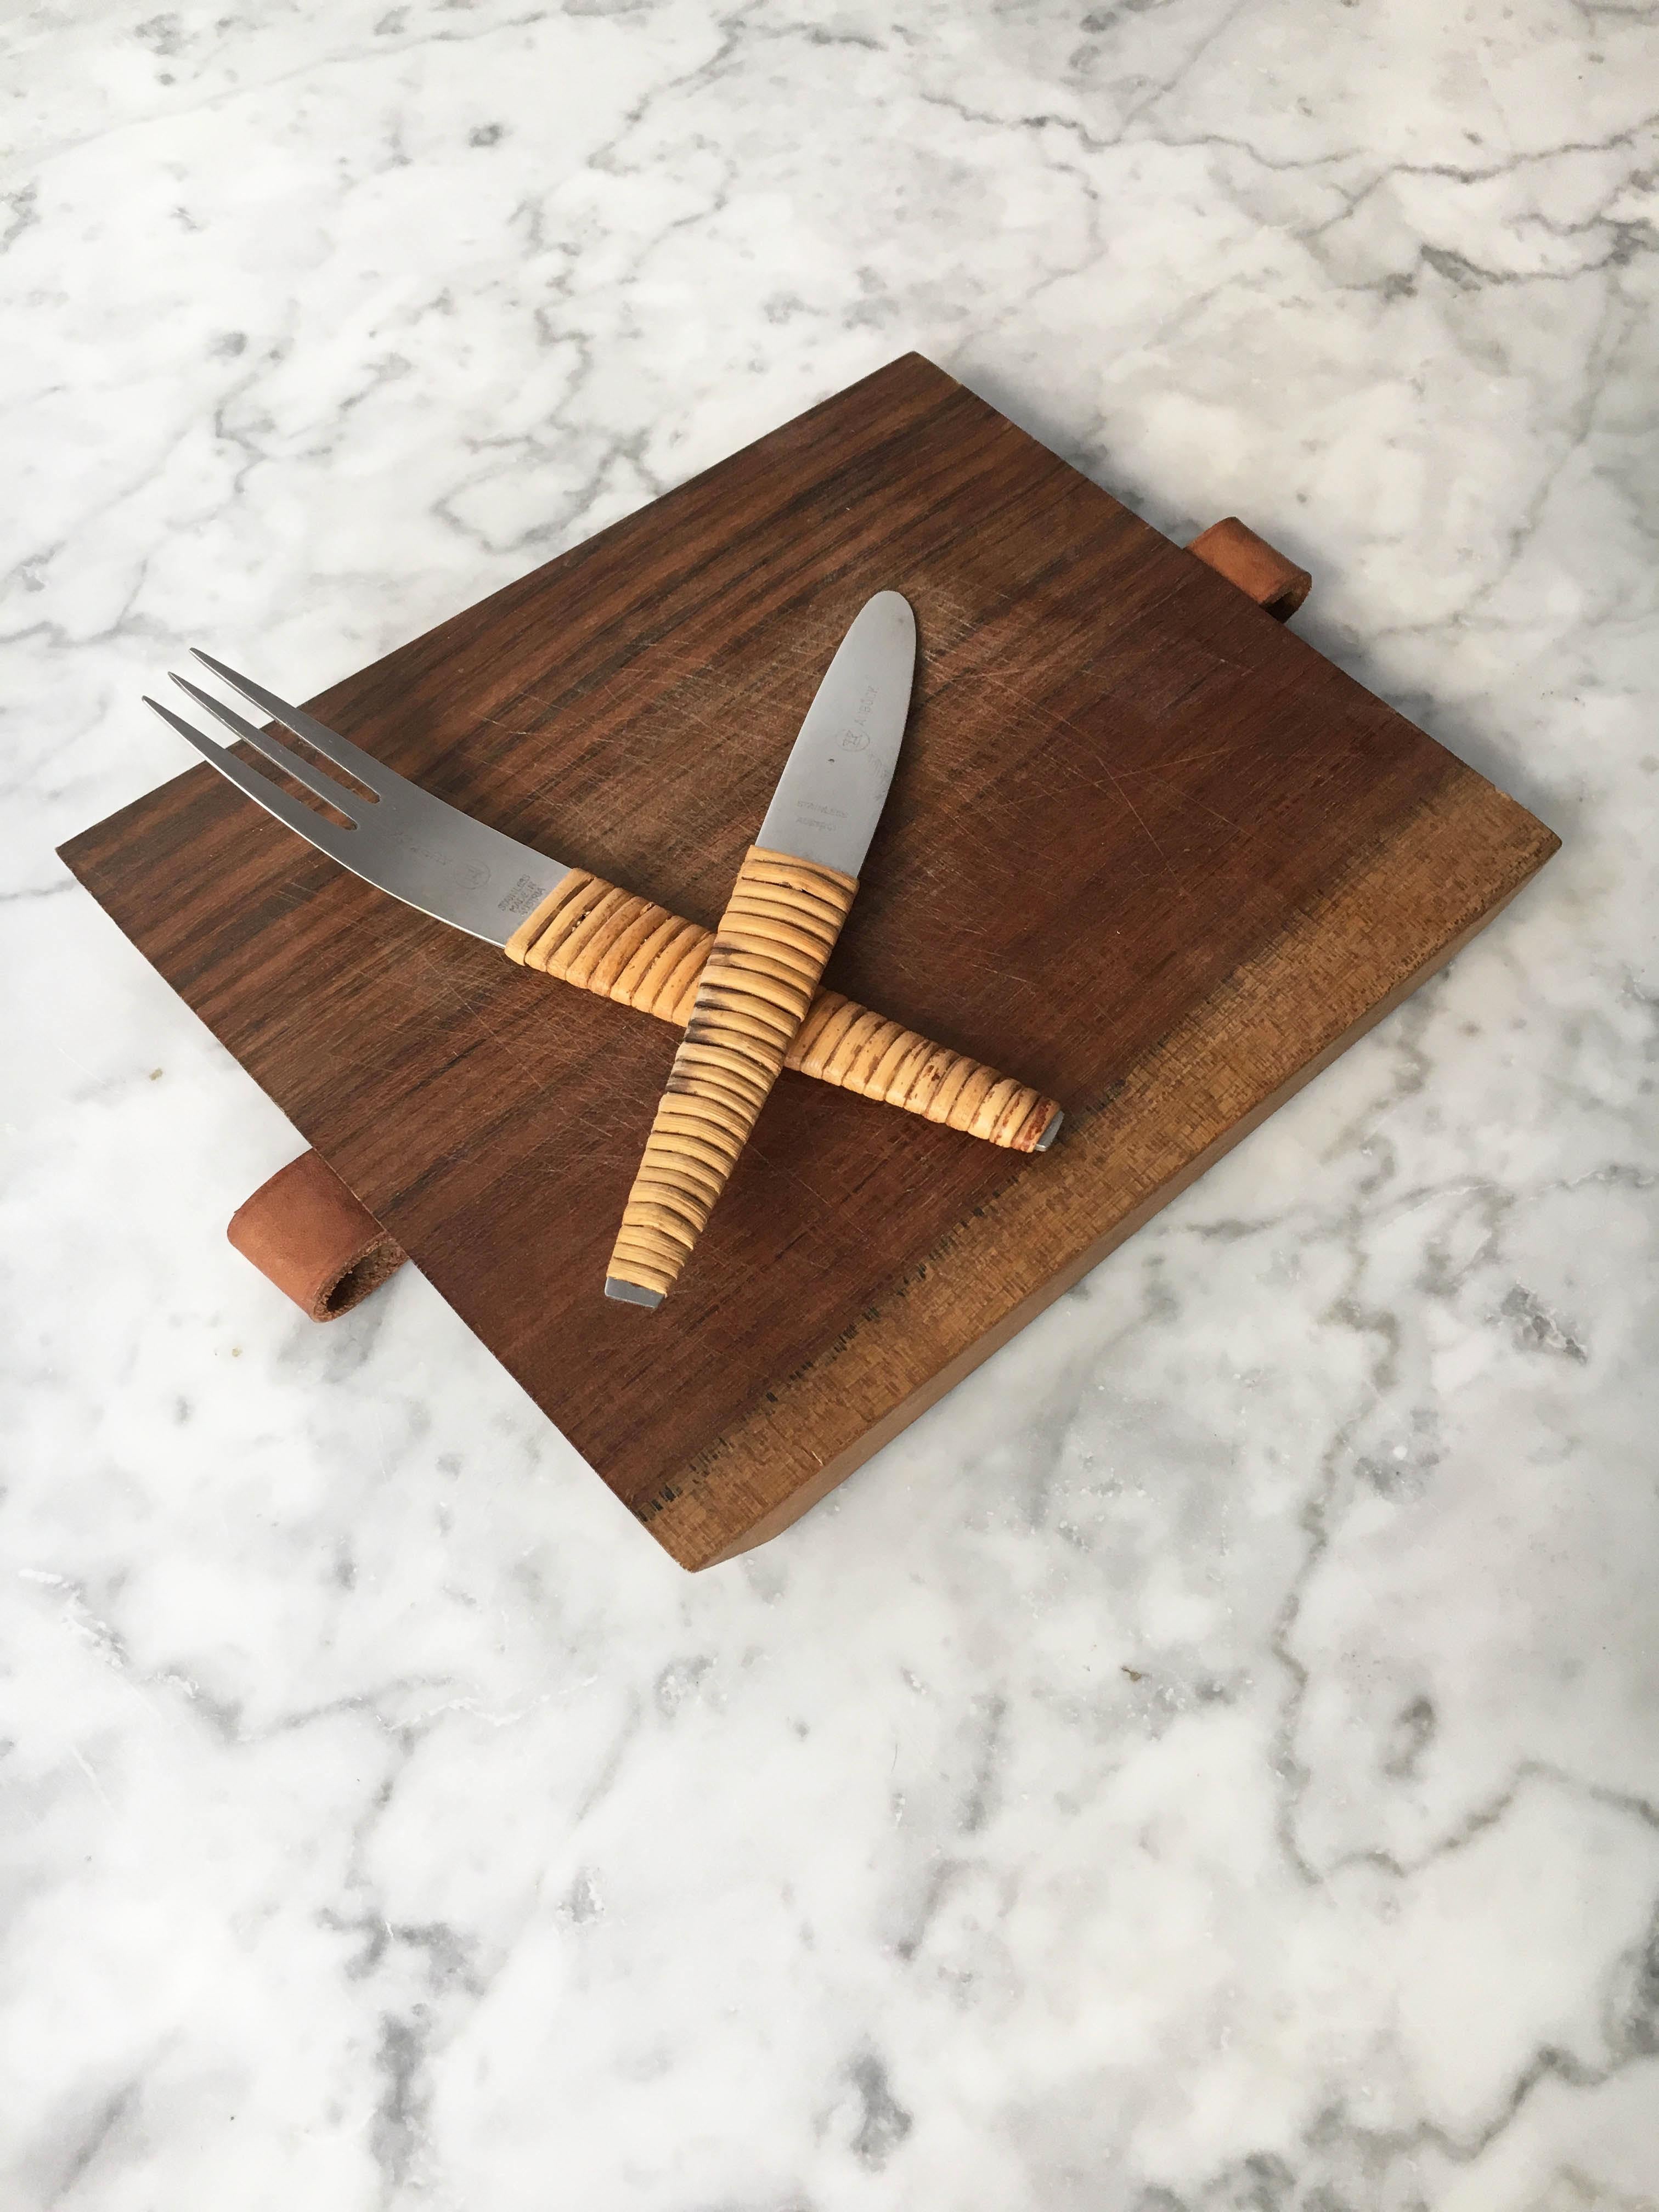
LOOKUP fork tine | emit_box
[144,696,360,864]
[169,674,366,820]
[190,649,399,799]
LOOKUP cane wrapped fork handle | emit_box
[504,863,1062,1159]
[602,849,861,1306]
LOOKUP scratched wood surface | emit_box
[60,354,1559,1568]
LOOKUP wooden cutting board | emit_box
[59,354,1559,1569]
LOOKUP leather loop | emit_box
[1187,517,1312,620]
[227,1150,405,1322]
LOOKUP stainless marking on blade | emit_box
[756,591,916,878]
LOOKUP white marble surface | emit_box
[4,1,1658,2204]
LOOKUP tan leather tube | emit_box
[1187,516,1312,619]
[227,1151,405,1321]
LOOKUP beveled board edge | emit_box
[646,769,1558,1569]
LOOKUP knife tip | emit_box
[605,1277,664,1311]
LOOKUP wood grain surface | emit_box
[59,353,1559,1568]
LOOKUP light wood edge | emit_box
[504,871,1061,1152]
[635,779,1561,1568]
[606,848,858,1301]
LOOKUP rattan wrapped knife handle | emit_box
[605,848,855,1305]
[503,867,1060,1153]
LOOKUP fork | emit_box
[145,656,1063,1152]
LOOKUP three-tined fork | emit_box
[147,656,1062,1152]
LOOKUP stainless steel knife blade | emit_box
[755,589,916,874]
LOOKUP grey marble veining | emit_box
[4,2,1658,2206]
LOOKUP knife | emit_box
[145,652,1065,1160]
[605,591,919,1308]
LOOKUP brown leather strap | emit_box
[1187,516,1312,620]
[227,1150,405,1321]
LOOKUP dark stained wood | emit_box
[60,354,1559,1568]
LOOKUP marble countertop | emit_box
[6,3,1658,2205]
